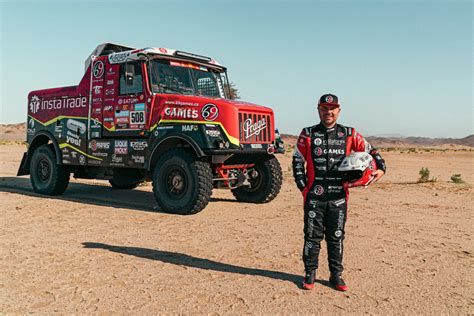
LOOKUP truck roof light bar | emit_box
[174,51,212,62]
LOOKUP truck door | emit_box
[102,61,148,136]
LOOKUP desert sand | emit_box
[1,143,473,314]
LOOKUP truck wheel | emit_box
[152,148,212,215]
[30,144,70,195]
[109,179,140,190]
[231,156,282,203]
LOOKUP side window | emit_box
[119,62,143,95]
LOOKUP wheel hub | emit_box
[167,169,186,195]
[38,159,51,182]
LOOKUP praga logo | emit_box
[93,61,104,79]
[29,96,40,114]
[243,117,267,139]
[201,104,219,121]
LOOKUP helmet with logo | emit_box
[338,152,377,187]
[318,93,340,107]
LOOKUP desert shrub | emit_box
[418,167,437,183]
[450,174,465,184]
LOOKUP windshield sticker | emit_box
[170,61,208,72]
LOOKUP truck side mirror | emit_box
[125,63,135,86]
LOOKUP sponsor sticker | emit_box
[130,141,147,151]
[314,138,322,146]
[109,51,131,64]
[164,107,199,119]
[29,96,40,114]
[38,97,87,112]
[27,118,36,135]
[206,129,221,137]
[131,155,145,164]
[314,185,324,196]
[182,125,198,132]
[111,154,123,163]
[93,61,104,79]
[114,140,128,155]
[89,140,110,151]
[115,110,129,117]
[201,104,219,121]
[134,103,145,111]
[116,117,129,124]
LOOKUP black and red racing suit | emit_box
[292,123,386,274]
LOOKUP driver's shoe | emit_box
[329,273,348,291]
[302,270,316,290]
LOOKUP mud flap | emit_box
[17,152,29,176]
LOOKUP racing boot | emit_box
[329,273,348,291]
[302,270,316,290]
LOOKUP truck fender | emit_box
[147,134,205,171]
[18,131,63,176]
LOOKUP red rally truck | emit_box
[18,43,284,214]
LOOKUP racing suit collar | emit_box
[318,122,338,133]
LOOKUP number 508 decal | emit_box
[130,111,145,124]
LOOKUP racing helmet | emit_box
[338,152,377,187]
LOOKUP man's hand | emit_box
[371,170,385,183]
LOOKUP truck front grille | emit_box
[238,112,272,144]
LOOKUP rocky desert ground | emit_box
[1,136,473,313]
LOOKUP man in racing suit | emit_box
[292,94,386,291]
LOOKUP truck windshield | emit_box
[149,59,228,98]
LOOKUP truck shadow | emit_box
[0,177,245,213]
[82,242,315,288]
[0,176,160,213]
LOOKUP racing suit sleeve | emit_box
[351,129,386,173]
[292,128,310,191]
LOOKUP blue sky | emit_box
[1,0,472,137]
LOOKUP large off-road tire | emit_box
[152,148,213,215]
[231,155,282,203]
[109,179,140,190]
[30,144,70,195]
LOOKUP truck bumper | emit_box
[17,152,29,176]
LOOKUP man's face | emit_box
[318,104,340,127]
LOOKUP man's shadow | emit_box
[82,242,333,289]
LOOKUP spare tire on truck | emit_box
[152,148,213,215]
[231,155,282,203]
